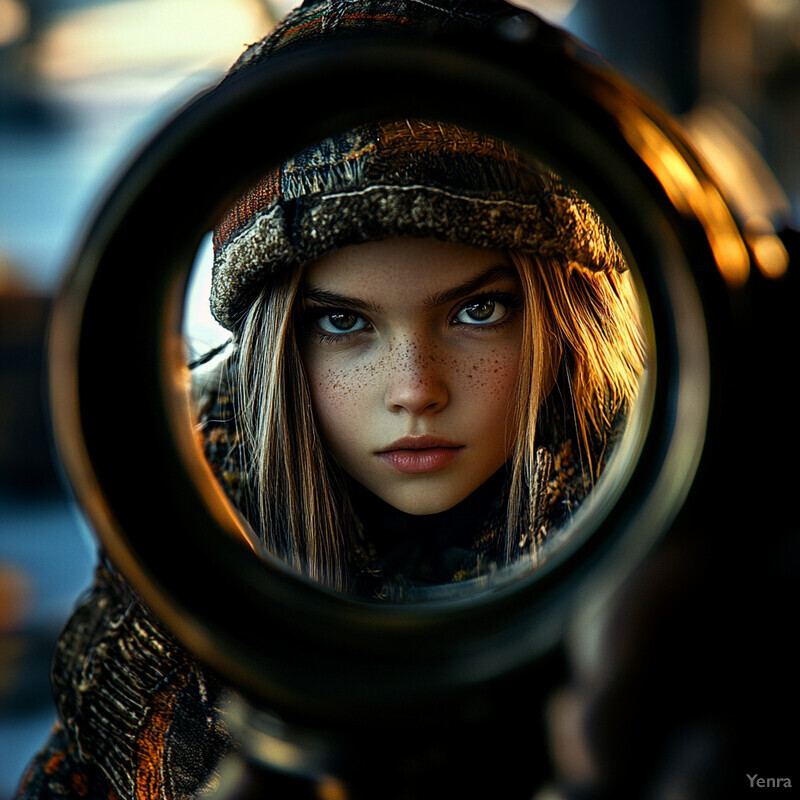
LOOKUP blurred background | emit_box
[0,0,797,795]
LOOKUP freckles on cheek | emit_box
[308,361,380,432]
[453,348,520,400]
[310,368,359,424]
[308,369,354,452]
[313,369,349,406]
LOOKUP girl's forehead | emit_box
[302,237,515,296]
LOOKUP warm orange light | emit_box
[622,111,751,288]
[746,231,790,279]
[681,104,791,283]
[596,83,752,289]
[316,777,350,800]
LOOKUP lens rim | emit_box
[48,22,735,725]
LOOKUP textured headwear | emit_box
[210,0,627,331]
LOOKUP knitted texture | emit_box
[209,0,627,331]
[42,559,232,800]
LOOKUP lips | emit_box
[376,435,464,474]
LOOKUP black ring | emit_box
[48,21,735,730]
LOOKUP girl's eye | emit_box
[316,311,368,334]
[454,298,508,326]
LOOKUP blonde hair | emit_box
[505,252,644,559]
[233,267,354,589]
[231,249,644,590]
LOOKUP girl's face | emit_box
[299,237,524,515]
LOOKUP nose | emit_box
[384,335,449,416]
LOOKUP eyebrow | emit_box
[301,262,518,313]
[301,287,384,314]
[423,263,519,308]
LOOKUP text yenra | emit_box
[747,774,793,788]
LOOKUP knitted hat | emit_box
[210,1,627,331]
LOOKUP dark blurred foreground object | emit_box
[0,258,57,495]
[548,226,798,800]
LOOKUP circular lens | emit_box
[50,28,726,730]
[180,137,654,606]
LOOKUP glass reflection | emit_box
[184,120,647,601]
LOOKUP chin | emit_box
[380,488,469,516]
[396,501,460,516]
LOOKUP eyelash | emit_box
[302,308,371,344]
[304,290,522,343]
[450,291,521,329]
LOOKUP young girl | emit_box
[16,1,643,798]
[196,117,643,599]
